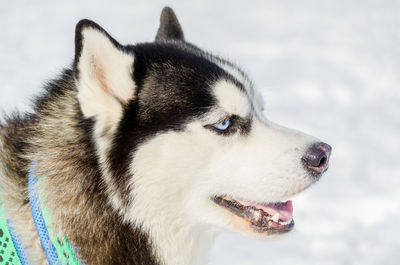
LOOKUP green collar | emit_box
[0,204,29,265]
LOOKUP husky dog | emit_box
[0,7,331,265]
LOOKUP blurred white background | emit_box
[1,1,399,264]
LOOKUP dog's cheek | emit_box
[191,119,319,203]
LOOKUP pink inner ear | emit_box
[95,66,107,90]
[96,68,113,96]
[89,56,110,94]
[85,42,134,104]
[93,61,128,104]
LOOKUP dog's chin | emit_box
[212,195,295,237]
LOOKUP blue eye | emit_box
[214,119,231,131]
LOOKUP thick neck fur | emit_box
[0,70,216,265]
[1,71,156,264]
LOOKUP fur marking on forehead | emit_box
[213,80,251,117]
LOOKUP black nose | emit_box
[302,142,332,177]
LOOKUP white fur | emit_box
[76,26,136,212]
[122,80,319,265]
[77,27,135,119]
[74,30,320,265]
[212,58,253,93]
[213,80,251,118]
[211,58,265,116]
[0,15,324,265]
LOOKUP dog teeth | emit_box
[278,219,292,225]
[270,213,280,222]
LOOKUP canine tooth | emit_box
[271,213,280,222]
[253,210,262,221]
[278,219,292,225]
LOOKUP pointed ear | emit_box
[74,19,135,124]
[155,7,184,41]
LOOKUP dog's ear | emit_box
[155,7,184,41]
[74,19,135,123]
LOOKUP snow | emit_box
[1,1,399,264]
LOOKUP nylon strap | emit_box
[0,162,82,264]
[28,162,81,265]
[0,199,30,264]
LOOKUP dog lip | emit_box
[212,195,295,233]
[235,198,293,222]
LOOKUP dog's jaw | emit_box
[121,118,320,265]
[212,196,295,235]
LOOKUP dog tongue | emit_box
[262,201,293,222]
[237,199,293,222]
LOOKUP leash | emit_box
[0,162,82,264]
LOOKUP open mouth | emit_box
[213,195,295,234]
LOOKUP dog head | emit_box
[73,7,331,242]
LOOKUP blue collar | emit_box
[28,161,81,265]
[0,162,82,264]
[1,162,82,265]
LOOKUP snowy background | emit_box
[1,1,400,264]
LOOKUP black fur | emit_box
[155,7,185,41]
[30,71,160,265]
[1,7,252,265]
[69,8,252,263]
[73,19,127,71]
[109,41,233,206]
